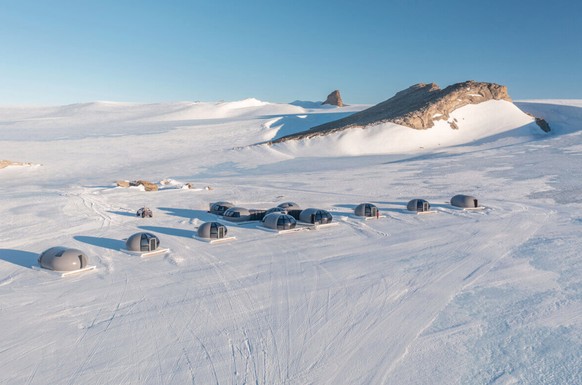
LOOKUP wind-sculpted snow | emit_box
[0,99,580,384]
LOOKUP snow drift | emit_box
[271,100,545,157]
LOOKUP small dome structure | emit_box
[262,213,297,230]
[136,207,153,218]
[209,201,234,216]
[197,222,228,239]
[299,208,333,224]
[354,203,379,217]
[38,246,89,272]
[265,207,287,215]
[451,195,479,208]
[126,232,160,252]
[407,199,431,212]
[277,202,301,210]
[223,207,251,222]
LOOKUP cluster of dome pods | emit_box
[37,195,480,275]
[208,201,334,233]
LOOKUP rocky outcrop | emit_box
[116,180,159,191]
[0,160,34,169]
[534,117,551,132]
[274,81,512,142]
[322,90,344,107]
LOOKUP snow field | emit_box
[0,99,581,384]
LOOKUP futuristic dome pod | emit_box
[125,232,161,252]
[354,203,379,217]
[450,194,479,208]
[265,207,287,215]
[38,246,89,272]
[262,213,297,230]
[277,202,301,210]
[299,208,333,224]
[209,201,234,216]
[222,207,252,222]
[197,222,228,239]
[407,199,431,212]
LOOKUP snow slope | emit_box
[271,100,543,157]
[0,99,580,385]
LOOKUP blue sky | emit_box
[1,0,580,105]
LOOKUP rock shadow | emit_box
[138,226,196,239]
[108,210,137,217]
[158,207,214,221]
[74,236,125,251]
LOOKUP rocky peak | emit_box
[273,80,514,142]
[381,80,511,129]
[322,90,343,107]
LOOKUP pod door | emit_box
[149,238,157,251]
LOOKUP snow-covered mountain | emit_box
[0,97,580,385]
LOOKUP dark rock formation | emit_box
[534,117,551,132]
[322,90,343,107]
[274,81,512,142]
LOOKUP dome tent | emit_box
[265,207,287,215]
[407,199,432,213]
[299,208,333,225]
[194,221,235,243]
[37,246,96,276]
[277,202,301,210]
[262,213,297,231]
[197,221,228,239]
[278,202,302,219]
[136,207,153,218]
[222,207,252,222]
[451,194,480,209]
[124,232,169,257]
[354,203,379,218]
[209,201,234,216]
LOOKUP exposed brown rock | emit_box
[132,180,158,191]
[0,160,34,169]
[116,180,131,188]
[273,81,512,142]
[322,90,344,107]
[116,179,158,191]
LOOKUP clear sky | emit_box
[1,0,581,105]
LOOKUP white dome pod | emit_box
[37,246,96,277]
[262,213,297,231]
[407,199,436,214]
[354,203,379,217]
[299,208,333,225]
[209,201,234,216]
[222,207,252,222]
[123,232,169,257]
[450,194,481,209]
[197,221,228,239]
[277,202,301,210]
[265,207,287,215]
[194,221,236,243]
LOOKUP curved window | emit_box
[276,215,296,229]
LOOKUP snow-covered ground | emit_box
[0,98,580,384]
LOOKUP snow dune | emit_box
[0,98,580,385]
